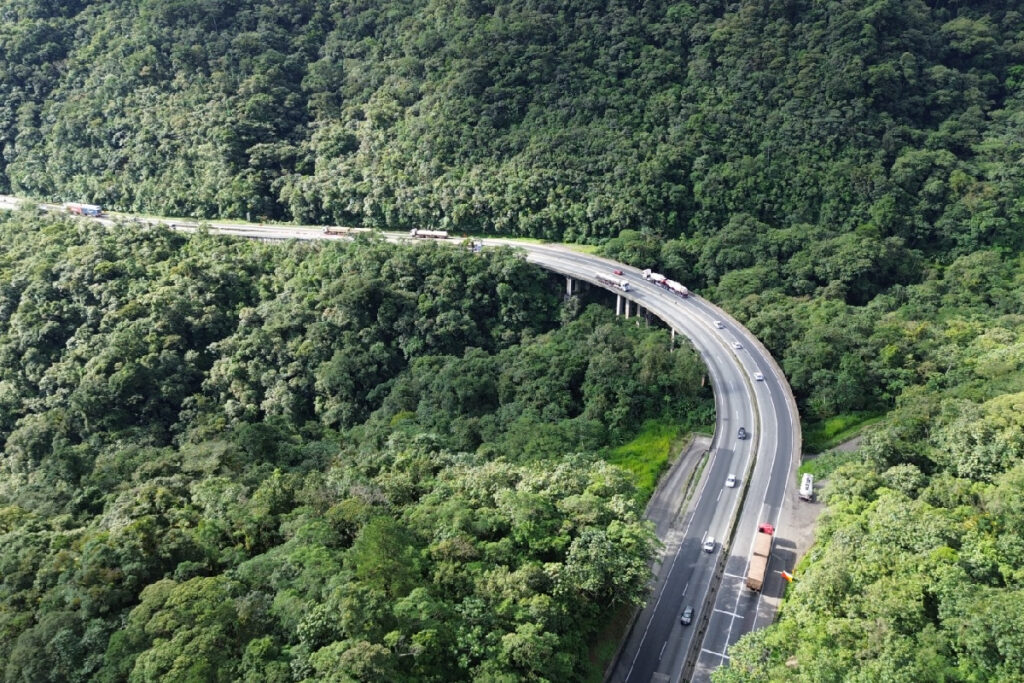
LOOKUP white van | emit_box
[799,473,814,501]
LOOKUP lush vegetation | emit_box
[2,0,1024,680]
[0,1,1016,251]
[0,210,710,681]
[718,252,1024,681]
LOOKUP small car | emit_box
[612,269,623,275]
[738,427,748,440]
[713,320,725,329]
[703,536,716,553]
[726,474,737,488]
[754,372,764,381]
[680,606,694,625]
[732,341,743,350]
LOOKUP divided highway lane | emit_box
[684,298,798,682]
[495,246,772,682]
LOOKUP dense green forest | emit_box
[0,209,710,681]
[2,0,1020,252]
[3,0,1024,680]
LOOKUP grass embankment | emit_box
[604,418,693,499]
[802,410,885,454]
[589,417,697,681]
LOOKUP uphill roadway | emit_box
[0,199,801,680]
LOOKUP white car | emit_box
[703,536,716,553]
[726,474,737,488]
[713,320,725,329]
[754,372,764,381]
[732,341,742,350]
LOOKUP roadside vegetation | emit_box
[604,417,711,500]
[0,211,710,681]
[1,0,1023,680]
[801,411,885,454]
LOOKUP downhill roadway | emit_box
[495,245,800,683]
[0,199,801,681]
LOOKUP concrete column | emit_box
[671,328,676,349]
[566,277,574,296]
[624,300,631,318]
[616,295,622,316]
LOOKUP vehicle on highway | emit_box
[732,341,743,350]
[746,523,775,591]
[726,473,737,488]
[703,536,716,553]
[595,271,630,292]
[738,426,748,440]
[713,320,725,329]
[64,202,103,217]
[409,228,449,239]
[754,372,764,381]
[612,269,623,275]
[641,268,690,297]
[680,606,694,625]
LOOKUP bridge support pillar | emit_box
[616,295,622,316]
[624,300,631,318]
[566,277,574,296]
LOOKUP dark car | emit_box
[680,606,694,625]
[738,427,748,440]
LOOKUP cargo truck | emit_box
[746,523,775,591]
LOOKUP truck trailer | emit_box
[746,523,775,591]
[595,272,630,291]
[409,228,449,239]
[64,202,103,217]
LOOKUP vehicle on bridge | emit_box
[323,226,370,236]
[642,268,690,297]
[409,228,449,239]
[64,202,103,217]
[746,523,775,591]
[595,272,630,291]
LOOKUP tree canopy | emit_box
[0,210,710,681]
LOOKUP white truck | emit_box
[642,268,689,297]
[595,272,630,291]
[409,228,449,239]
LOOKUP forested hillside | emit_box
[0,209,711,680]
[3,0,1024,681]
[1,0,1020,249]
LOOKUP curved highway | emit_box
[0,198,801,681]
[497,245,799,682]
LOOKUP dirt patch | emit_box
[778,436,863,571]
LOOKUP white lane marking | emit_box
[625,441,727,681]
[682,582,689,596]
[659,641,668,661]
[713,608,746,619]
[700,648,730,660]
